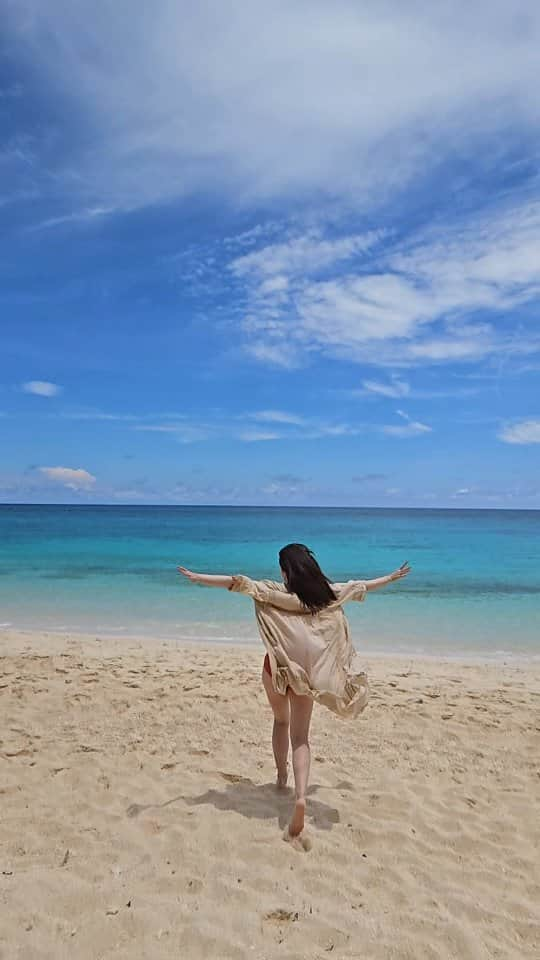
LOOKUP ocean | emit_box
[0,505,538,657]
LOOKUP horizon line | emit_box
[0,502,538,512]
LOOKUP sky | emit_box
[1,0,540,508]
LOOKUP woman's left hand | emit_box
[390,561,411,581]
[177,566,201,583]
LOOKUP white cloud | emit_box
[39,466,96,489]
[223,222,282,249]
[351,381,478,400]
[249,409,306,425]
[28,206,116,231]
[238,413,359,441]
[298,273,426,344]
[60,410,138,421]
[352,472,387,484]
[236,200,540,368]
[362,378,410,398]
[134,425,182,433]
[244,342,300,369]
[23,380,62,397]
[498,418,540,444]
[111,488,152,501]
[258,275,289,295]
[5,3,540,212]
[382,410,432,437]
[316,424,355,437]
[261,473,306,497]
[134,424,208,443]
[231,231,381,279]
[108,410,365,443]
[239,430,282,442]
[405,331,495,361]
[383,423,432,437]
[60,409,193,422]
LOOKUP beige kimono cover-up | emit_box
[229,575,369,719]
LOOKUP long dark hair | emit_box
[278,543,337,613]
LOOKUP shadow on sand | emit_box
[127,776,340,831]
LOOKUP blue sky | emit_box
[1,1,540,507]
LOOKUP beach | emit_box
[1,630,538,959]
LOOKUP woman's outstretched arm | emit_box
[177,567,233,589]
[364,561,411,592]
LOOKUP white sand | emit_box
[1,630,539,959]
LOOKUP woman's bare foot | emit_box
[288,798,306,837]
[276,763,289,790]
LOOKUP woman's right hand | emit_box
[177,566,201,583]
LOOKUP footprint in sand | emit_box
[264,909,299,922]
[126,803,148,818]
[220,772,252,784]
[282,828,312,852]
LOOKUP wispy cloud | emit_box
[233,200,540,369]
[60,410,139,422]
[223,222,283,250]
[352,473,387,483]
[231,230,382,280]
[244,342,300,369]
[124,409,364,444]
[5,4,540,211]
[134,424,209,443]
[498,418,540,444]
[38,466,96,489]
[249,409,306,426]
[242,414,361,442]
[261,473,307,496]
[382,423,431,438]
[354,378,476,399]
[46,406,362,445]
[60,409,196,423]
[239,430,282,442]
[362,378,410,398]
[27,206,117,232]
[382,409,432,438]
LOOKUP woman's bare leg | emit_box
[262,666,290,787]
[288,690,314,836]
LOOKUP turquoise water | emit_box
[0,505,538,656]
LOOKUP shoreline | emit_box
[1,625,539,666]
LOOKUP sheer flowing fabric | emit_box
[229,576,370,719]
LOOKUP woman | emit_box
[178,544,410,841]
